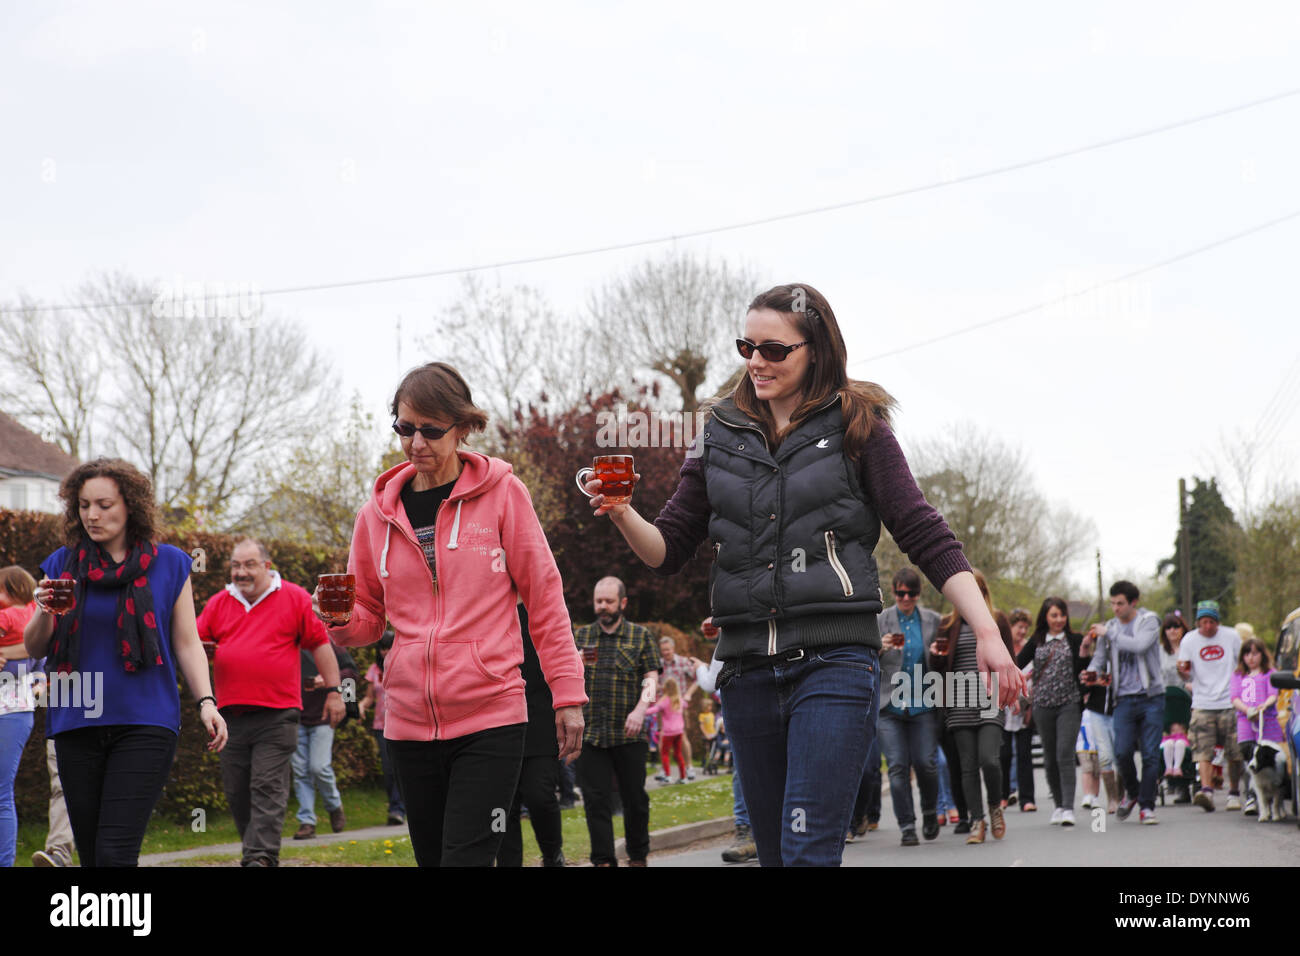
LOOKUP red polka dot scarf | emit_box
[48,537,164,675]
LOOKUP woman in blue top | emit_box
[25,459,227,867]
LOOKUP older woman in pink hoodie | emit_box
[316,362,586,867]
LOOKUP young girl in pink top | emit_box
[648,678,688,783]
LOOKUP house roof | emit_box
[0,411,79,480]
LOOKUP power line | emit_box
[850,209,1300,366]
[5,85,1299,317]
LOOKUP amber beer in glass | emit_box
[932,636,950,655]
[575,455,637,505]
[317,573,356,625]
[45,579,75,614]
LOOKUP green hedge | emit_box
[1,508,380,824]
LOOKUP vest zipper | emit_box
[825,531,854,597]
[768,619,776,656]
[710,542,721,610]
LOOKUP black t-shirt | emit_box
[400,478,457,581]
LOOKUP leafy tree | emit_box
[1225,490,1300,635]
[1160,476,1238,618]
[501,387,711,628]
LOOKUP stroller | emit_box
[1157,685,1197,806]
[702,719,732,775]
[1267,607,1300,824]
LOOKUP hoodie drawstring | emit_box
[380,524,392,579]
[447,500,463,550]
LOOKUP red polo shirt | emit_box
[196,576,329,710]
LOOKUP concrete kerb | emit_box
[140,817,737,866]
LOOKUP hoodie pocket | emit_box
[435,641,509,724]
[379,638,427,728]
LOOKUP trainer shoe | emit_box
[1244,795,1258,816]
[1050,807,1066,825]
[1061,809,1075,827]
[1193,789,1215,811]
[721,825,757,863]
[845,815,869,842]
[1116,797,1137,821]
[1140,809,1159,824]
[1080,794,1095,809]
[1225,793,1242,811]
[900,828,920,847]
[31,850,62,867]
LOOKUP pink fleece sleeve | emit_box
[499,475,588,710]
[329,502,386,648]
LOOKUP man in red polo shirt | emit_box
[197,539,345,867]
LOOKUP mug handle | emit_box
[575,467,596,498]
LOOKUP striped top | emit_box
[944,624,1005,730]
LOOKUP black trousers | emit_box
[938,723,968,821]
[387,723,526,867]
[496,755,564,866]
[1000,725,1037,805]
[578,741,650,865]
[54,724,177,868]
[220,707,299,866]
[953,724,1002,820]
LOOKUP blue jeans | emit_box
[878,708,939,829]
[851,726,882,823]
[1113,693,1164,811]
[293,724,342,824]
[720,644,878,867]
[0,712,34,867]
[935,741,956,814]
[732,768,750,828]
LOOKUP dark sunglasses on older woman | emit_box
[736,338,811,362]
[393,421,452,441]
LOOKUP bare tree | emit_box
[883,423,1096,596]
[0,296,103,457]
[422,274,615,450]
[235,394,383,550]
[587,251,759,412]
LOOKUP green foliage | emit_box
[1162,477,1239,618]
[1227,491,1300,635]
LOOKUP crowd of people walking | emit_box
[0,281,1292,867]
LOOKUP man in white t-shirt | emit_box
[1177,600,1243,812]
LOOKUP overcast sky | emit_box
[4,1,1298,596]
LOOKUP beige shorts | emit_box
[1189,709,1240,763]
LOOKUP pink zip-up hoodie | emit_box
[329,452,587,741]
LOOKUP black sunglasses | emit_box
[393,421,452,441]
[894,589,920,598]
[736,338,811,362]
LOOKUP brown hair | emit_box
[1008,607,1032,628]
[58,458,160,551]
[1237,637,1273,675]
[1160,611,1191,655]
[727,284,896,460]
[0,566,36,605]
[390,362,489,442]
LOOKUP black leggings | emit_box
[953,724,1002,821]
[496,754,564,866]
[54,724,178,868]
[387,723,526,867]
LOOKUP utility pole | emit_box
[1179,478,1193,616]
[1095,548,1104,619]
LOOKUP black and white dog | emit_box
[1248,740,1287,822]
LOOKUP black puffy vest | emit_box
[703,396,884,650]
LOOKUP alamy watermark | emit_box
[888,665,1001,720]
[151,275,262,327]
[595,404,707,459]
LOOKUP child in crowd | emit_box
[648,678,688,784]
[1231,637,1282,816]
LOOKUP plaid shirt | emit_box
[574,618,661,748]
